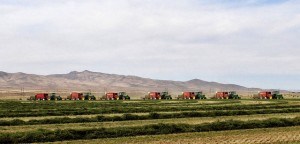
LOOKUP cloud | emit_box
[0,0,299,89]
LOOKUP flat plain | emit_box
[1,97,300,143]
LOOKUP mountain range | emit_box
[0,70,260,94]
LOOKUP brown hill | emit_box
[0,70,260,94]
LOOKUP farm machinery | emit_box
[212,91,240,99]
[28,93,49,101]
[228,91,241,99]
[66,92,96,100]
[102,92,119,100]
[49,93,62,100]
[177,92,206,99]
[195,92,206,99]
[272,91,284,99]
[253,91,283,99]
[28,93,62,101]
[83,92,96,100]
[67,92,84,100]
[144,92,161,100]
[178,92,194,99]
[143,92,172,100]
[160,92,172,99]
[213,92,229,99]
[253,91,272,99]
[118,92,130,100]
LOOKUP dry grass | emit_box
[122,101,143,103]
[1,97,300,143]
[196,101,228,104]
[0,113,150,121]
[0,114,99,121]
[159,101,185,104]
[240,100,277,105]
[1,112,300,134]
[52,126,300,144]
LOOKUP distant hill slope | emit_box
[0,70,260,93]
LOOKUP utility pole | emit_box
[21,87,24,100]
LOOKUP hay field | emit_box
[1,98,300,143]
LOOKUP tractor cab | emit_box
[118,92,130,100]
[229,91,236,95]
[228,91,240,99]
[49,93,62,100]
[272,91,283,99]
[272,91,280,95]
[83,92,96,100]
[161,92,172,100]
[195,91,206,99]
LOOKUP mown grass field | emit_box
[59,126,300,144]
[1,99,300,143]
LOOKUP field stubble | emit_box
[0,99,300,143]
[1,112,300,133]
[63,126,300,144]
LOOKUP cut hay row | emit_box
[2,117,300,143]
[2,108,300,126]
[1,112,300,134]
[1,99,300,143]
[62,126,300,144]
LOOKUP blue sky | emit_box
[0,0,299,90]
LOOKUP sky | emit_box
[0,0,299,90]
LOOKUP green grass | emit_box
[2,117,300,143]
[55,126,300,144]
[0,99,300,143]
[1,112,300,133]
[0,100,293,118]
